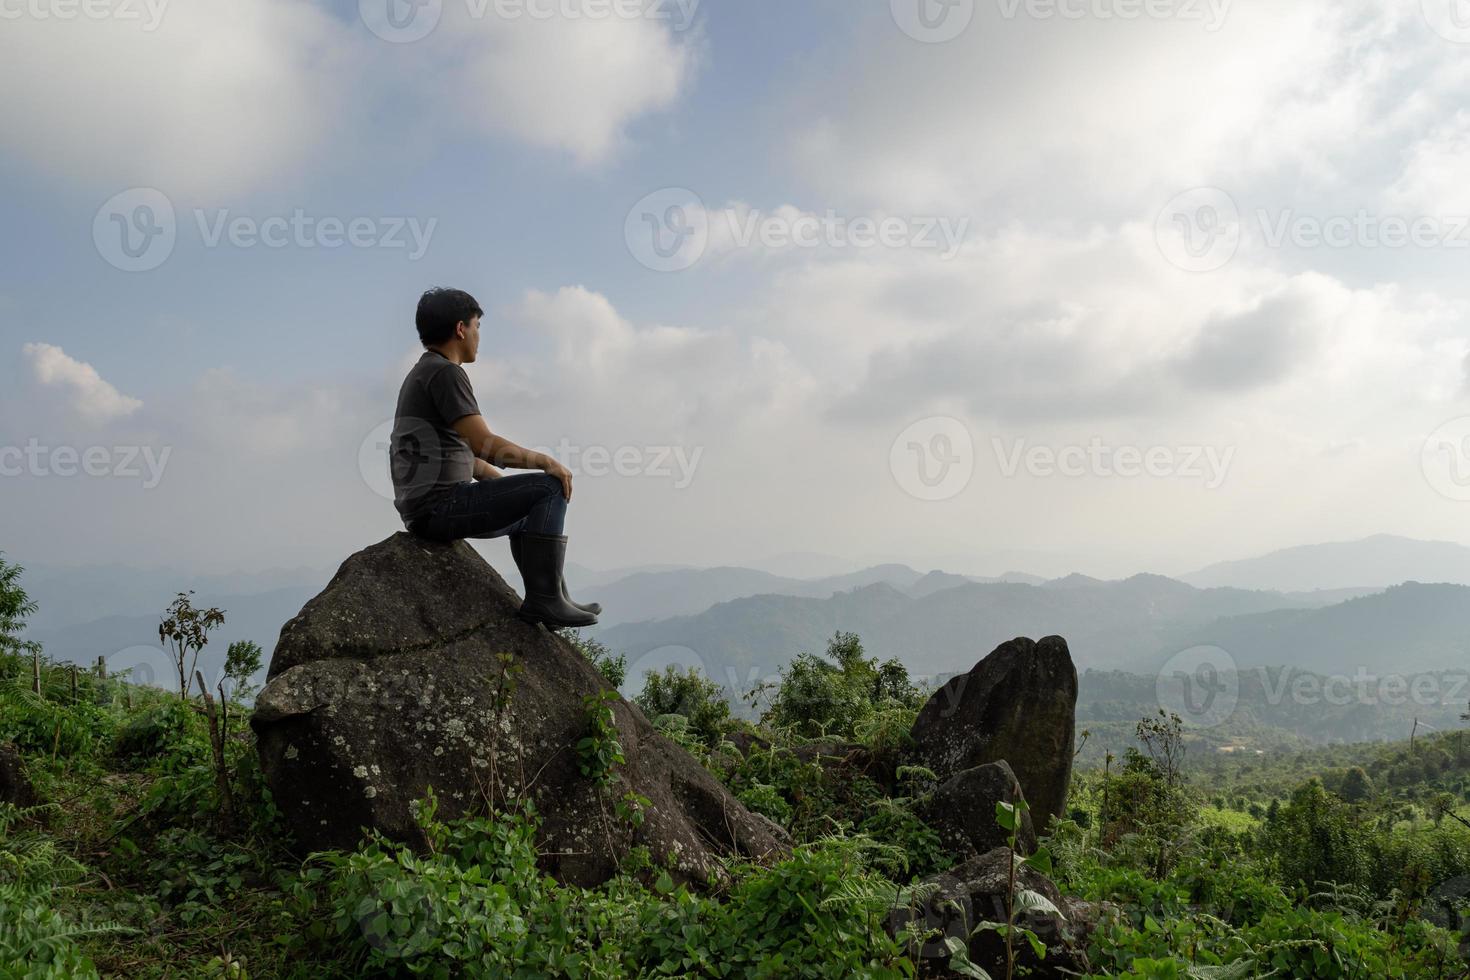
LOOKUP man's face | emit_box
[460,315,481,362]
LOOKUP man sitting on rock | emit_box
[389,286,600,630]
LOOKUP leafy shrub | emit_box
[1260,779,1371,892]
[135,827,257,924]
[111,698,209,773]
[1237,905,1459,978]
[854,800,948,881]
[309,794,600,977]
[0,689,112,758]
[757,632,924,744]
[567,631,627,688]
[624,835,918,978]
[636,664,732,749]
[0,803,133,979]
[737,781,793,827]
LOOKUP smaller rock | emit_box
[904,635,1077,830]
[887,846,1089,980]
[0,743,37,809]
[1424,874,1470,930]
[1060,898,1123,948]
[724,730,772,758]
[917,761,1035,860]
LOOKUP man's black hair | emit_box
[416,287,484,347]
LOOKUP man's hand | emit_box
[542,458,573,502]
[473,459,504,481]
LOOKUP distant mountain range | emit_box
[579,564,1044,627]
[17,560,331,632]
[1182,534,1470,591]
[1150,582,1470,675]
[15,535,1470,704]
[24,588,313,692]
[590,574,1408,686]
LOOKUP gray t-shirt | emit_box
[390,350,481,525]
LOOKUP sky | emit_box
[5,0,1470,580]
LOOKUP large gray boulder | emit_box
[904,636,1077,830]
[251,533,788,889]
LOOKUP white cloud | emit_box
[484,285,815,437]
[735,221,1466,436]
[22,343,143,423]
[0,0,357,197]
[442,5,697,166]
[1384,110,1470,216]
[787,3,1465,219]
[185,368,347,457]
[0,0,697,196]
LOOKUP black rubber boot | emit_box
[510,533,602,615]
[510,532,599,629]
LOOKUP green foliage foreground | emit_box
[0,556,1466,978]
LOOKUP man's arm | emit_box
[453,414,573,500]
[452,414,547,469]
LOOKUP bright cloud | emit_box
[0,0,697,197]
[442,4,697,166]
[21,343,143,424]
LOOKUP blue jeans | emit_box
[409,473,567,542]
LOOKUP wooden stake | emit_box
[70,665,78,703]
[31,651,41,696]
